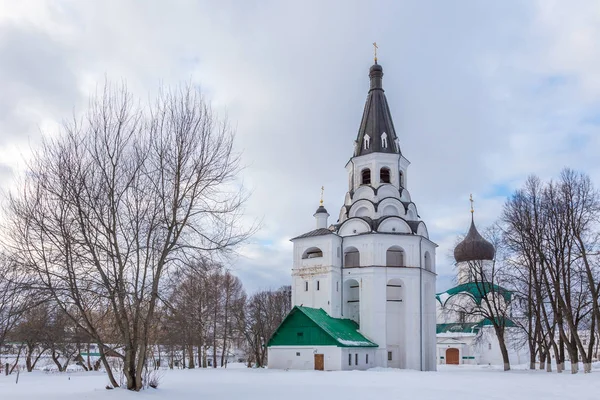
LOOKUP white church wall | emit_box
[268,346,341,370]
[436,329,529,366]
[386,277,405,368]
[340,348,376,371]
[341,263,437,371]
[292,234,343,316]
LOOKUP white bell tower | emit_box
[288,55,437,371]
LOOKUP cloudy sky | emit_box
[1,0,600,294]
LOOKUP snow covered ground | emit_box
[1,363,599,399]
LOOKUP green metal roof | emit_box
[268,306,378,348]
[437,322,481,334]
[437,318,517,334]
[435,282,512,306]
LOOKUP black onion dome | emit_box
[454,217,495,263]
[314,205,328,215]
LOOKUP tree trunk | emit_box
[10,345,23,374]
[496,330,511,371]
[86,343,92,371]
[188,345,195,369]
[51,348,63,372]
[529,347,536,370]
[98,344,119,388]
[25,343,36,372]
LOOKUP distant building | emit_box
[436,210,528,365]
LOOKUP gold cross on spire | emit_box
[320,186,325,206]
[469,193,475,214]
[373,42,378,63]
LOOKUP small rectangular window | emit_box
[366,354,369,364]
[388,351,392,361]
[305,281,308,291]
[348,353,352,366]
[317,281,320,291]
[296,352,300,356]
[355,353,358,365]
[336,281,339,292]
[488,343,492,350]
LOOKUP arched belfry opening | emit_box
[386,246,405,267]
[380,167,391,184]
[361,169,371,185]
[344,279,360,324]
[302,247,323,259]
[344,247,360,268]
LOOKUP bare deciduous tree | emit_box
[501,169,600,374]
[238,286,291,367]
[4,82,253,390]
[0,254,28,354]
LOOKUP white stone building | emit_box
[435,211,528,366]
[268,59,437,371]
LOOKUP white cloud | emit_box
[1,0,600,293]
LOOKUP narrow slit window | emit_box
[317,281,320,291]
[305,281,308,291]
[348,353,352,366]
[355,353,358,365]
[388,351,392,361]
[366,354,369,364]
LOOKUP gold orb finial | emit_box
[373,42,378,63]
[320,186,325,206]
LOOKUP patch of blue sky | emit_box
[580,108,600,126]
[258,238,274,246]
[486,183,513,198]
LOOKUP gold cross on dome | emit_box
[469,194,475,214]
[320,186,325,206]
[373,42,379,62]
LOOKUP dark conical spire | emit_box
[354,61,401,157]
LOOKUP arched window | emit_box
[424,251,432,271]
[344,247,360,267]
[302,247,323,259]
[361,169,371,185]
[386,246,405,267]
[380,168,391,184]
[399,171,404,187]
